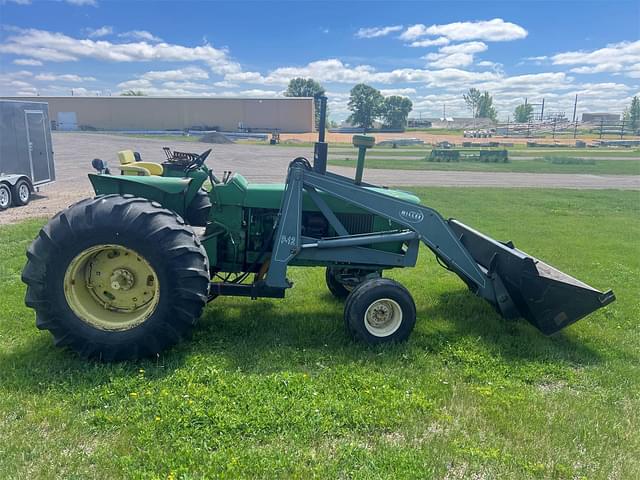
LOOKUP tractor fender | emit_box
[88,173,204,217]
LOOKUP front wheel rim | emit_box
[364,298,403,337]
[63,244,160,331]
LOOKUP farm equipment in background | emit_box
[270,130,281,145]
[22,97,615,361]
[428,149,509,163]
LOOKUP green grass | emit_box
[1,188,639,478]
[329,156,640,175]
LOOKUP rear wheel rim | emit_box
[0,187,9,207]
[18,184,29,202]
[364,298,403,337]
[63,244,160,331]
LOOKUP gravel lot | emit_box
[1,132,639,225]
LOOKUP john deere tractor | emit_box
[22,98,615,361]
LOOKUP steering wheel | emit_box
[185,149,212,172]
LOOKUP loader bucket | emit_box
[448,220,615,335]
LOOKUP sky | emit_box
[0,0,639,121]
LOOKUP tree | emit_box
[514,103,534,123]
[348,83,384,130]
[120,90,146,96]
[624,96,640,131]
[284,78,326,129]
[381,96,413,129]
[463,88,497,120]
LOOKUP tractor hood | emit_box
[215,173,420,211]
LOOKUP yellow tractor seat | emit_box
[117,150,164,176]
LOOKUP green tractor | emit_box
[22,98,615,361]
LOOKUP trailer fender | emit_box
[0,174,33,190]
[88,173,205,217]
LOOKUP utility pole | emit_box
[572,94,578,123]
[540,98,545,121]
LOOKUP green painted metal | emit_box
[352,135,375,185]
[89,172,206,216]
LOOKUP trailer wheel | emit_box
[11,179,31,206]
[325,267,381,299]
[21,195,210,361]
[0,183,12,210]
[344,278,416,344]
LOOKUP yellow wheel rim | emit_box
[64,244,160,331]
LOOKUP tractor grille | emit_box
[336,213,374,235]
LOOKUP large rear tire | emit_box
[185,188,211,227]
[22,195,210,361]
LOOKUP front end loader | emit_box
[22,97,615,361]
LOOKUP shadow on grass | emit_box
[420,289,603,366]
[1,287,606,393]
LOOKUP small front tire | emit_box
[344,278,416,345]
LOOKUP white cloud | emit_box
[439,41,488,55]
[223,58,502,88]
[424,42,488,68]
[477,60,501,68]
[408,37,450,48]
[399,24,430,41]
[5,0,31,4]
[34,73,96,82]
[380,88,416,96]
[118,30,163,43]
[161,81,210,91]
[86,26,113,38]
[355,25,403,39]
[13,58,43,66]
[140,66,209,82]
[401,18,527,42]
[65,0,97,5]
[0,27,240,75]
[213,80,238,88]
[425,52,475,68]
[552,40,640,77]
[117,78,153,90]
[239,89,282,97]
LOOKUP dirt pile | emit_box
[199,132,234,144]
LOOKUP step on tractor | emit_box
[22,98,615,361]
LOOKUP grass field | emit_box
[328,156,640,175]
[1,188,639,479]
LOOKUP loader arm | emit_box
[264,161,615,335]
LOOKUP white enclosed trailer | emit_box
[0,100,55,210]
